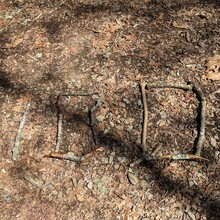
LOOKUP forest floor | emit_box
[0,0,220,219]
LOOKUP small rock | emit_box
[114,164,120,170]
[156,119,166,127]
[117,157,126,163]
[127,125,133,132]
[122,98,130,104]
[179,123,184,130]
[137,100,142,106]
[103,52,111,58]
[36,52,42,58]
[77,194,84,202]
[160,111,167,119]
[109,155,114,164]
[186,210,196,220]
[146,191,153,200]
[110,121,114,127]
[96,115,105,122]
[74,58,79,63]
[189,180,194,188]
[87,182,93,190]
[210,137,217,147]
[127,172,139,185]
[192,129,198,137]
[214,150,220,161]
[140,179,149,190]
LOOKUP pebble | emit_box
[146,191,153,200]
[178,123,184,130]
[137,100,142,106]
[127,125,133,132]
[36,52,42,58]
[110,121,114,127]
[109,155,114,164]
[87,181,93,190]
[210,137,217,147]
[187,210,196,220]
[117,157,126,163]
[96,115,105,122]
[160,111,167,119]
[214,150,220,160]
[127,172,139,185]
[140,179,149,190]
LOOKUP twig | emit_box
[129,158,143,167]
[140,83,148,152]
[12,101,31,161]
[45,152,84,162]
[61,92,99,96]
[89,101,99,146]
[24,175,43,190]
[142,153,209,161]
[192,84,206,156]
[55,94,62,152]
[146,82,193,91]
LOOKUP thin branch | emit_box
[55,94,62,152]
[140,82,148,152]
[192,84,206,156]
[12,101,31,161]
[45,152,84,162]
[146,82,193,91]
[142,153,209,161]
[61,92,99,96]
[89,101,99,146]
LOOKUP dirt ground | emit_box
[0,0,220,219]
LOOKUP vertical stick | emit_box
[193,85,206,156]
[12,101,31,161]
[55,94,62,152]
[140,83,148,153]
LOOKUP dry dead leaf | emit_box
[108,21,123,33]
[6,37,23,48]
[124,34,133,41]
[205,54,220,80]
[0,19,7,29]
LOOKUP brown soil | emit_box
[0,1,220,219]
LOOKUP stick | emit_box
[45,152,84,162]
[61,92,99,96]
[142,153,209,161]
[140,83,148,152]
[55,94,62,152]
[24,176,42,189]
[89,102,99,146]
[12,101,31,161]
[192,85,206,156]
[146,82,193,91]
